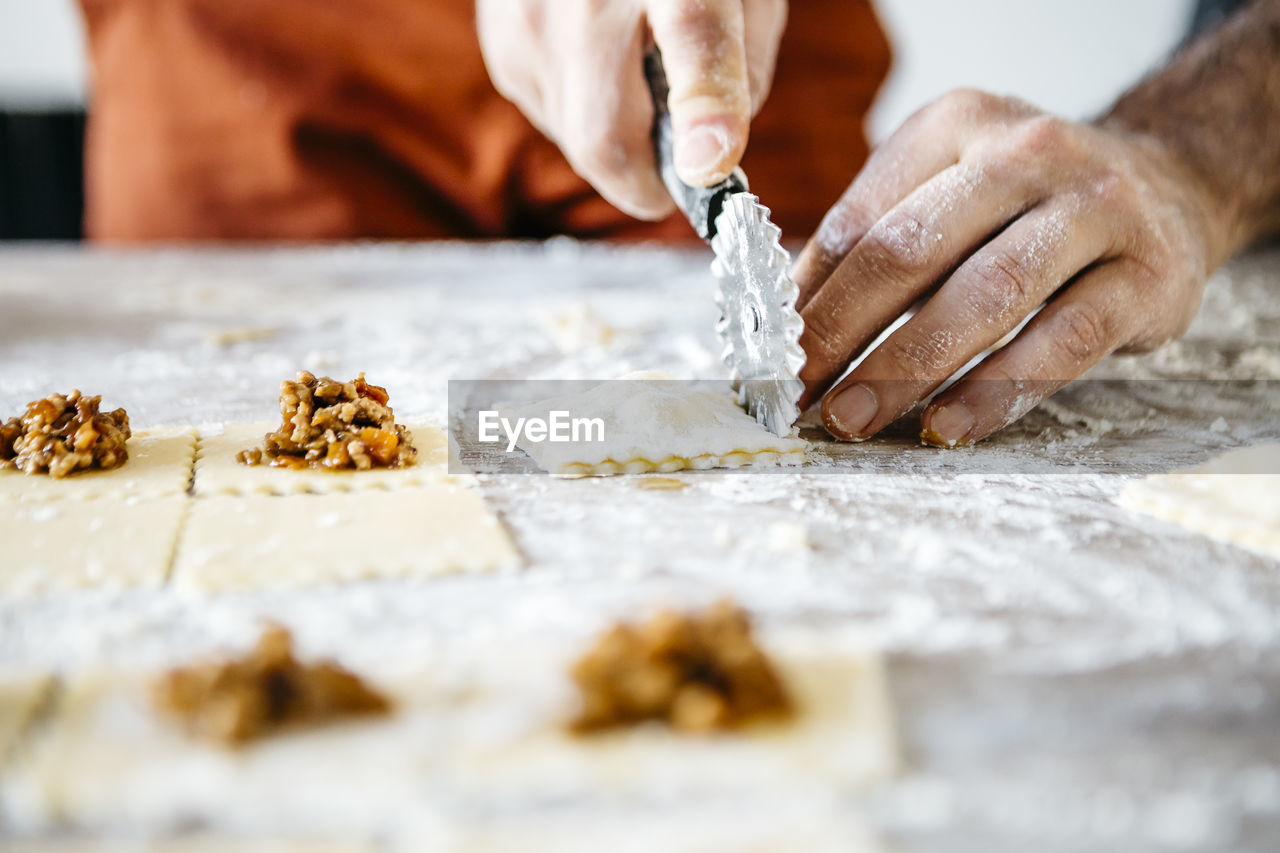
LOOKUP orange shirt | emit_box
[77,0,890,242]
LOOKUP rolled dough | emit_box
[505,374,806,477]
[1117,444,1280,561]
[192,421,453,497]
[0,427,196,504]
[0,498,188,595]
[172,486,519,591]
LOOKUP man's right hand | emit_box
[477,0,787,220]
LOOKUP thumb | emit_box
[647,0,751,187]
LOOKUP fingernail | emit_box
[923,404,975,448]
[676,123,731,184]
[825,384,878,440]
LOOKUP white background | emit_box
[0,0,1196,137]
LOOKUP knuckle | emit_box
[876,332,950,379]
[814,199,874,257]
[860,210,938,281]
[1009,115,1074,157]
[801,308,852,364]
[1051,301,1111,365]
[1087,168,1141,212]
[656,0,739,43]
[970,250,1038,316]
[934,87,1001,121]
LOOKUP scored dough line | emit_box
[160,427,205,587]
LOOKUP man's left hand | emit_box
[794,89,1225,446]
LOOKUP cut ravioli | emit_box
[2,670,442,835]
[172,486,518,591]
[0,427,195,504]
[1118,444,1280,561]
[440,640,896,797]
[192,420,453,497]
[0,498,187,595]
[505,374,806,477]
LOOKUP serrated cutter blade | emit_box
[643,49,805,435]
[709,193,806,436]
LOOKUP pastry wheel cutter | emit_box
[644,50,806,437]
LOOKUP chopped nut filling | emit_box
[569,601,794,734]
[237,371,416,470]
[0,390,130,478]
[153,627,391,746]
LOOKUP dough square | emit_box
[172,486,519,591]
[0,498,187,595]
[192,421,453,497]
[0,672,53,763]
[0,427,196,504]
[438,641,897,798]
[1118,445,1280,561]
[1,670,444,835]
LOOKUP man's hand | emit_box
[793,91,1227,447]
[477,0,787,219]
[797,0,1280,448]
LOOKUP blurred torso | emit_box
[78,0,891,242]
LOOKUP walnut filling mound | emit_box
[0,390,131,478]
[569,601,794,734]
[237,371,417,470]
[153,627,391,746]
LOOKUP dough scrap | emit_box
[441,642,896,797]
[2,670,444,835]
[172,486,518,591]
[193,421,453,497]
[506,374,806,477]
[0,498,187,595]
[1118,444,1280,561]
[0,672,53,764]
[0,427,195,504]
[536,303,617,353]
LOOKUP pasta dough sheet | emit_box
[0,427,196,504]
[1118,444,1280,561]
[172,486,519,591]
[2,644,893,840]
[505,375,807,477]
[0,498,187,595]
[192,421,453,497]
[0,672,53,764]
[438,641,897,798]
[1,670,446,836]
